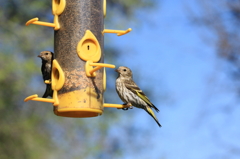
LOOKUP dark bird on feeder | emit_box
[38,51,54,98]
[115,66,162,127]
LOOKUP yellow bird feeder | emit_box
[24,0,132,117]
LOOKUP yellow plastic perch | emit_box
[85,60,115,77]
[25,0,66,30]
[104,103,132,109]
[102,28,132,36]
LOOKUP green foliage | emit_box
[0,0,156,158]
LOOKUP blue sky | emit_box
[105,1,240,159]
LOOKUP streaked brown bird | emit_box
[115,66,162,127]
[38,51,54,98]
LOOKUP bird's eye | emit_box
[45,53,48,55]
[123,69,126,72]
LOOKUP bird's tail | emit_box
[145,106,162,127]
[152,104,160,112]
[42,84,53,98]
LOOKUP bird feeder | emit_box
[24,0,132,117]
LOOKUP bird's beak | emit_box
[37,55,42,58]
[115,69,119,73]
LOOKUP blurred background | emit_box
[1,0,240,158]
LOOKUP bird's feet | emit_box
[122,103,133,110]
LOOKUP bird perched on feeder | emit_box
[115,66,162,127]
[38,51,54,98]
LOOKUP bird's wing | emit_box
[41,64,46,80]
[124,80,155,108]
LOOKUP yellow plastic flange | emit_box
[52,89,59,106]
[51,59,65,91]
[77,30,101,62]
[103,0,106,18]
[52,0,66,15]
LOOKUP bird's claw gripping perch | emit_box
[122,103,133,110]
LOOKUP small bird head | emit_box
[115,66,132,78]
[38,51,53,62]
